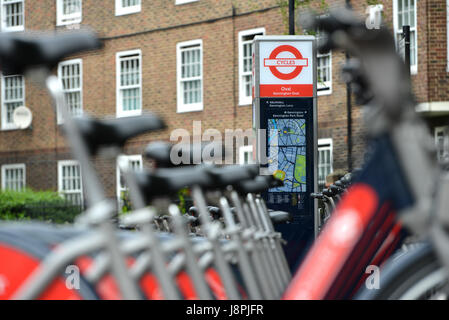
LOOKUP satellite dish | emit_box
[13,106,32,129]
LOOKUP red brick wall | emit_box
[427,0,449,102]
[0,0,447,199]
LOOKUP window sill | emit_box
[1,126,21,131]
[239,99,252,106]
[116,110,142,118]
[177,104,203,113]
[2,26,24,32]
[115,6,141,16]
[317,88,332,96]
[175,0,199,5]
[57,19,82,27]
[57,115,83,126]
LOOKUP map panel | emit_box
[268,118,306,192]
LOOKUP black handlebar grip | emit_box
[322,188,334,197]
[188,206,199,218]
[329,184,342,194]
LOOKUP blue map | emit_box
[268,118,306,192]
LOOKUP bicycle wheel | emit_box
[0,223,132,300]
[355,241,448,300]
[0,229,98,300]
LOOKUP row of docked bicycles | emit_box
[312,172,354,231]
[2,8,449,300]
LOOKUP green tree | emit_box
[277,0,329,35]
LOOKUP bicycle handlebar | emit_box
[301,8,415,117]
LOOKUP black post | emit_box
[346,0,352,172]
[403,25,411,78]
[289,0,295,35]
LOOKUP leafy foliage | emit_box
[119,190,132,215]
[277,0,329,35]
[0,189,83,224]
[366,0,382,5]
[177,187,190,214]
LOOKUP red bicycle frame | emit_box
[284,135,414,300]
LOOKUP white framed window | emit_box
[58,59,82,123]
[1,0,24,32]
[1,163,25,191]
[58,160,83,206]
[239,145,255,165]
[116,155,142,207]
[116,49,142,117]
[177,39,203,113]
[239,28,265,106]
[1,74,24,130]
[175,0,198,5]
[115,0,141,16]
[317,52,332,95]
[56,0,82,26]
[393,0,418,74]
[435,126,449,163]
[318,138,333,189]
[316,28,332,95]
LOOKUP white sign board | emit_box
[258,39,314,98]
[13,106,32,129]
[252,35,319,242]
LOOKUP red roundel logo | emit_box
[264,45,309,80]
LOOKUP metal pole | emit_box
[289,0,295,35]
[346,0,352,172]
[347,73,352,172]
[403,25,411,79]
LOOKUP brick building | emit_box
[0,0,447,206]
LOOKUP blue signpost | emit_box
[253,36,317,271]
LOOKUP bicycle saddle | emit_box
[247,174,284,190]
[144,141,172,166]
[187,206,220,222]
[73,114,166,154]
[265,175,284,188]
[144,141,225,168]
[135,166,215,201]
[188,206,199,217]
[207,206,222,220]
[269,211,293,225]
[205,164,259,188]
[234,175,270,195]
[0,30,102,75]
[183,215,199,227]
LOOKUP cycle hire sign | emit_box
[253,36,317,271]
[260,43,313,97]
